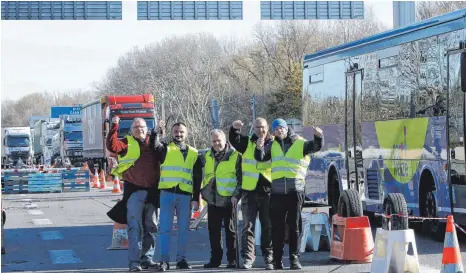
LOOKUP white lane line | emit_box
[28,210,44,215]
[40,231,64,241]
[20,198,32,202]
[32,219,53,226]
[49,250,82,264]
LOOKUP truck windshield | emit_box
[118,119,155,138]
[7,136,30,147]
[65,131,82,141]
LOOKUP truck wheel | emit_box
[338,189,363,217]
[382,193,408,230]
[329,172,340,216]
[422,190,446,241]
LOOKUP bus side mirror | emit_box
[461,52,466,92]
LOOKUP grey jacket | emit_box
[255,129,322,195]
[198,142,242,207]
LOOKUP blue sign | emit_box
[51,106,82,118]
[260,1,364,20]
[1,1,122,20]
[137,1,243,20]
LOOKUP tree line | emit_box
[2,2,464,147]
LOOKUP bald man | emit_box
[229,118,274,270]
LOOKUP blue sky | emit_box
[0,0,393,101]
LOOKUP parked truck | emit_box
[55,115,84,167]
[81,94,156,174]
[1,127,34,168]
[33,119,60,166]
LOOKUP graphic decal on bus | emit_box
[374,118,429,183]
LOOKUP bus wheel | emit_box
[338,189,363,217]
[382,193,408,230]
[422,190,446,241]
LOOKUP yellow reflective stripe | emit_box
[119,159,136,164]
[243,171,259,179]
[273,156,308,166]
[243,158,257,165]
[160,177,193,185]
[161,166,193,174]
[272,167,307,177]
[217,186,236,192]
[217,178,236,183]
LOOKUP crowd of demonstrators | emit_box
[107,116,323,272]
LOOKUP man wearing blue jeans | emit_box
[152,121,202,271]
[107,117,161,272]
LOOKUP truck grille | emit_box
[10,151,29,161]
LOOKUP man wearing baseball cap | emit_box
[255,118,323,270]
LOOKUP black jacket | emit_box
[229,126,273,195]
[255,129,323,194]
[198,142,242,207]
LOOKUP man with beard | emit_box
[255,118,323,270]
[107,117,160,272]
[152,121,202,272]
[199,129,242,269]
[229,118,274,270]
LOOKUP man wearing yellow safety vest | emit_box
[229,118,274,270]
[255,118,323,270]
[152,121,203,272]
[107,117,161,272]
[199,129,242,269]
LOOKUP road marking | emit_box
[32,219,53,226]
[28,210,44,215]
[40,231,64,240]
[49,250,82,264]
[20,198,32,202]
[25,203,38,209]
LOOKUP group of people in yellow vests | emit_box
[106,115,323,272]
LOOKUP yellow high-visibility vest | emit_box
[271,138,310,180]
[241,138,272,190]
[111,135,140,178]
[202,150,239,197]
[159,142,198,193]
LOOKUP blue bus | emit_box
[302,9,466,240]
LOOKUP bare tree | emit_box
[417,1,466,21]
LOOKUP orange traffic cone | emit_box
[93,169,100,188]
[112,176,122,194]
[99,170,107,189]
[441,215,464,272]
[330,214,374,263]
[107,222,128,250]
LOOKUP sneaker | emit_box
[226,261,237,268]
[264,257,274,270]
[176,259,192,269]
[241,259,253,269]
[158,262,170,272]
[290,260,302,270]
[274,261,284,270]
[141,260,160,269]
[129,265,142,272]
[203,261,221,268]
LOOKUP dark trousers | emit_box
[208,204,236,264]
[270,191,304,262]
[241,191,273,263]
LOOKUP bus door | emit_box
[446,47,466,224]
[345,67,365,199]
